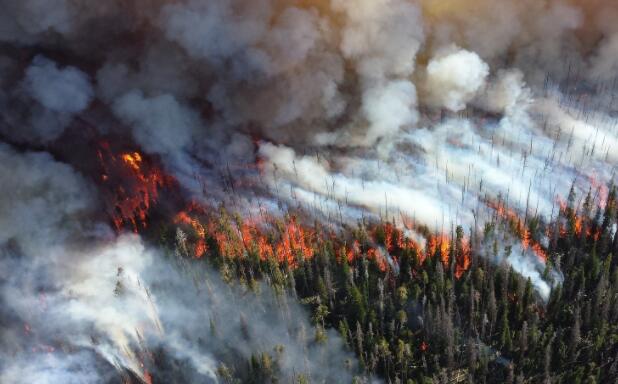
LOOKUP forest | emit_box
[152,185,618,384]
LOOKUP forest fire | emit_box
[556,194,602,242]
[274,218,315,265]
[173,211,208,258]
[121,152,143,172]
[5,0,618,382]
[455,238,471,279]
[91,135,482,284]
[486,198,548,262]
[170,202,478,277]
[174,206,316,267]
[428,234,451,266]
[97,142,173,233]
[399,218,471,278]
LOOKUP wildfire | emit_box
[98,142,173,233]
[173,210,392,274]
[588,173,609,209]
[381,222,411,253]
[174,206,319,268]
[275,218,315,265]
[174,211,208,258]
[113,175,477,280]
[121,152,143,172]
[94,137,482,281]
[428,234,451,265]
[345,240,361,264]
[486,198,547,262]
[555,194,601,242]
[455,237,471,279]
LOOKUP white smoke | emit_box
[326,0,424,148]
[423,47,489,112]
[478,69,531,115]
[161,0,272,65]
[0,143,97,255]
[479,229,562,300]
[259,142,459,227]
[364,80,418,145]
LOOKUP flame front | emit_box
[171,204,475,278]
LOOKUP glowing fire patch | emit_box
[172,204,474,278]
[98,142,173,233]
[173,210,208,258]
[486,198,547,262]
[121,152,143,172]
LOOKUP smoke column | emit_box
[1,0,618,381]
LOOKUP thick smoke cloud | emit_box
[0,143,97,254]
[21,56,94,141]
[478,69,531,115]
[360,80,419,147]
[423,47,489,112]
[112,90,198,156]
[2,0,618,379]
[326,0,424,149]
[24,56,93,115]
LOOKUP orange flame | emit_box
[428,234,450,265]
[555,193,602,243]
[98,143,172,233]
[172,204,476,278]
[275,218,314,266]
[455,237,471,279]
[121,152,142,172]
[366,248,388,272]
[486,198,547,263]
[174,211,208,258]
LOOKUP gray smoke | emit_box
[2,0,618,380]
